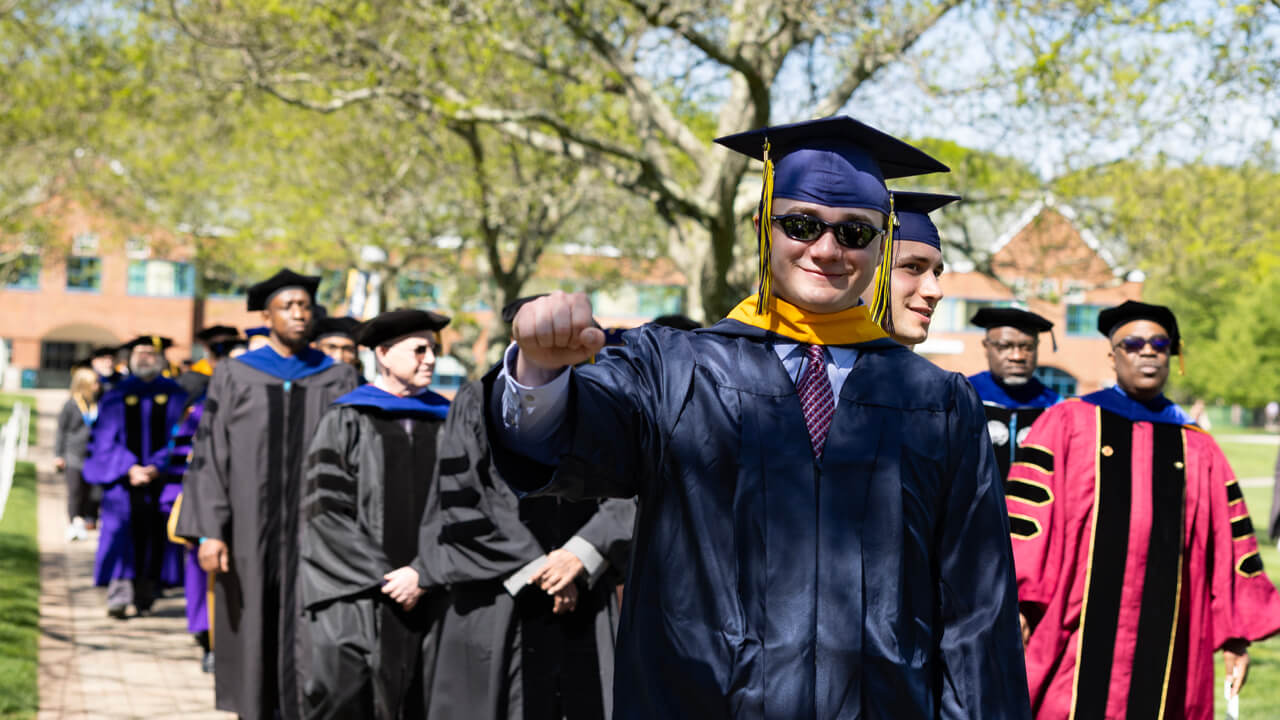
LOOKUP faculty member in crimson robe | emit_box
[488,117,1029,719]
[299,309,451,720]
[83,335,187,618]
[1008,300,1280,720]
[177,269,359,720]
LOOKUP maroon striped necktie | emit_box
[796,344,835,457]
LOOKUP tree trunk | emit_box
[667,221,706,324]
[702,217,744,320]
[190,240,207,349]
[490,273,524,351]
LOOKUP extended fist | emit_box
[511,291,605,384]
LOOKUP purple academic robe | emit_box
[83,375,188,588]
[167,397,210,634]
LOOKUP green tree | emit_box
[1056,160,1280,406]
[156,0,1223,318]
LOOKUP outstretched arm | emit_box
[487,291,672,501]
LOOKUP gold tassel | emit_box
[870,196,897,329]
[1178,346,1186,376]
[756,140,775,314]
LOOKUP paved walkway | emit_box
[33,390,232,719]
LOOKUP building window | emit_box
[397,272,437,304]
[635,285,684,317]
[1066,304,1106,336]
[203,275,245,297]
[1035,366,1078,398]
[127,259,195,297]
[431,354,468,393]
[5,253,42,289]
[40,341,79,371]
[930,298,1015,333]
[125,236,151,259]
[72,232,99,255]
[66,256,102,291]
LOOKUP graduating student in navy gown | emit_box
[177,269,359,720]
[298,309,451,720]
[967,307,1062,480]
[415,297,634,720]
[858,191,957,348]
[83,335,187,618]
[486,117,1030,719]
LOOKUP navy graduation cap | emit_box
[714,116,949,315]
[891,191,960,251]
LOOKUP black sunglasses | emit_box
[1115,335,1172,353]
[770,214,884,250]
[412,344,442,356]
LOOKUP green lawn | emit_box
[0,393,36,446]
[0,462,38,720]
[1218,440,1279,480]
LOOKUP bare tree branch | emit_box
[551,2,707,163]
[814,0,963,117]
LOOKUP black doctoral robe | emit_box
[176,347,359,720]
[299,388,448,720]
[418,378,634,720]
[487,322,1031,720]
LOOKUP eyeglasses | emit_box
[413,344,442,356]
[1115,335,1171,354]
[771,214,884,250]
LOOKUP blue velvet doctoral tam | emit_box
[489,322,1031,719]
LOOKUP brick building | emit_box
[0,195,261,389]
[918,200,1143,397]
[0,195,688,390]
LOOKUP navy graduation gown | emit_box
[488,322,1031,719]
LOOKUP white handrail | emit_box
[0,401,31,523]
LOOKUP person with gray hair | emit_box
[82,335,187,618]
